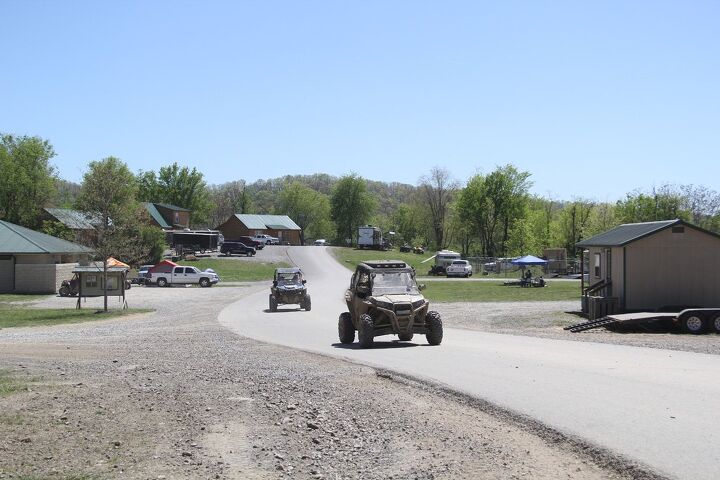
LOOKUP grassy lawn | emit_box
[330,247,432,272]
[184,258,290,282]
[0,294,51,303]
[421,280,580,302]
[0,304,152,329]
[0,369,27,397]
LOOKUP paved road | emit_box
[219,246,720,480]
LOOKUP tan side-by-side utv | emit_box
[338,260,443,348]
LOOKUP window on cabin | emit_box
[86,275,97,288]
[594,253,601,278]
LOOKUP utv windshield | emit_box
[277,273,302,286]
[371,271,419,295]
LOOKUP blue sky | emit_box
[1,1,718,201]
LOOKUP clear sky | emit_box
[1,1,718,201]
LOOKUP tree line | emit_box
[2,133,719,261]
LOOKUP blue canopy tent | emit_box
[511,255,548,266]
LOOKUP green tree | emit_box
[330,174,376,245]
[555,199,595,252]
[457,165,532,256]
[418,167,458,249]
[615,186,690,224]
[0,134,57,227]
[40,220,74,242]
[137,162,211,225]
[208,181,252,227]
[277,181,332,245]
[78,157,162,311]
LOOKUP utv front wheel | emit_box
[269,294,277,312]
[425,311,443,345]
[358,314,374,348]
[303,295,311,311]
[338,312,354,344]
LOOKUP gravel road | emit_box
[1,285,659,479]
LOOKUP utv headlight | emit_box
[412,299,426,309]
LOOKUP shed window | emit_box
[594,253,601,278]
[86,275,97,288]
[106,277,117,290]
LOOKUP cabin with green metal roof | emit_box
[217,214,302,245]
[143,202,190,229]
[0,220,93,293]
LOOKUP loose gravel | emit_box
[435,301,719,355]
[0,286,664,479]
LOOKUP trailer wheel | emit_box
[712,313,720,334]
[681,312,707,334]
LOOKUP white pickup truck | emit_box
[252,234,279,245]
[148,265,220,287]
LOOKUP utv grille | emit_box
[394,303,412,316]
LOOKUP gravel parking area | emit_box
[0,287,660,479]
[436,301,719,355]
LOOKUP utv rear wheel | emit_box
[269,294,277,312]
[59,286,70,297]
[398,333,413,341]
[303,295,312,311]
[425,311,443,345]
[358,314,374,348]
[338,312,354,344]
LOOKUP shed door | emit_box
[0,256,14,292]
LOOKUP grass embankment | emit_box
[185,258,290,282]
[422,280,579,302]
[0,295,151,329]
[330,247,430,272]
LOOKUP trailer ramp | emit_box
[565,312,677,333]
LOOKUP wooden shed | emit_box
[217,214,302,245]
[576,219,720,314]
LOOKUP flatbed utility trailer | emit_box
[566,308,720,334]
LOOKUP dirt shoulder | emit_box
[435,300,718,355]
[1,287,662,479]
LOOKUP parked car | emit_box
[147,266,220,287]
[252,234,279,245]
[446,259,473,278]
[220,241,256,256]
[237,236,264,250]
[314,239,327,246]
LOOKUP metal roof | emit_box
[235,214,301,230]
[575,220,681,247]
[0,220,93,254]
[44,208,98,230]
[143,203,171,228]
[154,203,191,212]
[276,267,302,274]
